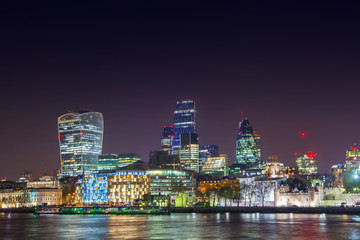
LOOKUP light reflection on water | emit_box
[0,212,360,239]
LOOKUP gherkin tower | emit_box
[235,118,261,168]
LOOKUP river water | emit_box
[1,212,360,239]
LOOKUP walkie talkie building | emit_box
[58,111,104,177]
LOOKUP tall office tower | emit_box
[296,152,318,175]
[171,100,196,155]
[58,111,104,177]
[201,154,229,178]
[180,133,199,172]
[235,118,261,169]
[161,126,173,154]
[346,144,360,170]
[199,145,219,169]
[98,153,141,171]
[149,151,181,170]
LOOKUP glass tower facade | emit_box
[180,133,199,172]
[345,144,360,170]
[201,154,229,178]
[58,111,104,177]
[146,169,196,198]
[235,118,261,169]
[161,126,173,154]
[172,100,196,155]
[199,145,219,169]
[296,152,318,175]
[98,153,141,171]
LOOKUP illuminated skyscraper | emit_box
[199,145,219,169]
[58,111,104,177]
[180,133,199,172]
[235,118,261,169]
[296,152,318,175]
[345,144,360,170]
[172,100,196,155]
[161,126,173,154]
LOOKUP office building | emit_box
[296,152,318,175]
[77,170,150,205]
[180,133,199,172]
[199,145,219,169]
[161,126,173,154]
[58,111,104,177]
[146,169,196,198]
[201,154,229,178]
[148,151,181,170]
[27,176,59,189]
[98,153,141,170]
[235,118,261,169]
[346,144,360,170]
[172,100,196,155]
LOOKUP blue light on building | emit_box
[78,170,149,204]
[171,100,196,155]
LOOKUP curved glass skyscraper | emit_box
[58,111,104,177]
[235,118,260,169]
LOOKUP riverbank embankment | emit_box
[170,206,360,215]
[2,206,360,215]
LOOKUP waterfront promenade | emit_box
[171,206,360,215]
[2,206,360,215]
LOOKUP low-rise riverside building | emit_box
[27,176,59,189]
[146,169,196,198]
[0,188,62,208]
[76,170,150,205]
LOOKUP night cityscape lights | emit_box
[2,99,360,212]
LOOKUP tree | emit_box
[343,168,360,193]
[242,182,256,207]
[255,181,272,207]
[205,187,219,207]
[286,177,307,192]
[195,189,207,205]
[233,185,245,207]
[219,186,233,207]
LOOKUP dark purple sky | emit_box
[1,2,360,179]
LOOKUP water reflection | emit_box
[0,213,360,239]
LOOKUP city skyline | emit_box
[1,2,360,179]
[1,102,359,180]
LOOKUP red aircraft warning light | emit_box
[301,132,306,137]
[308,153,314,158]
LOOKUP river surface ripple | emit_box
[0,212,359,239]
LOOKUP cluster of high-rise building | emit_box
[52,100,324,206]
[5,99,360,209]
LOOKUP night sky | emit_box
[1,2,360,180]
